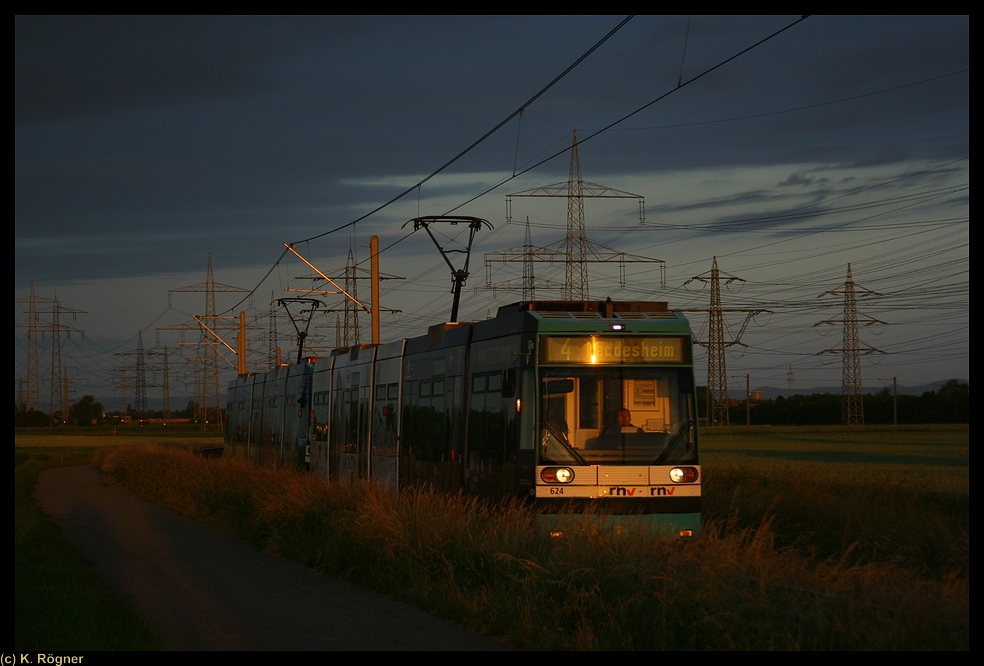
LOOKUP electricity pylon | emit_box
[343,246,361,345]
[135,331,147,412]
[475,216,565,301]
[21,294,85,424]
[115,331,169,414]
[161,346,171,421]
[48,299,82,424]
[565,130,587,299]
[487,130,660,300]
[682,257,767,427]
[15,279,45,412]
[817,263,885,425]
[289,245,362,350]
[162,254,251,430]
[482,217,565,299]
[521,219,535,300]
[114,331,147,413]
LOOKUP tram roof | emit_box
[497,300,687,319]
[490,300,692,334]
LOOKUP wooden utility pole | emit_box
[238,312,246,375]
[370,235,380,345]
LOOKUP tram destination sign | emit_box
[540,336,687,364]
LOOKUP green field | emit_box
[700,424,969,494]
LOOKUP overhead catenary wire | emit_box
[293,15,811,251]
[27,16,967,403]
[289,15,636,246]
[220,16,640,316]
[342,14,819,298]
[234,15,815,315]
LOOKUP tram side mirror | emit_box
[542,379,574,396]
[502,369,516,398]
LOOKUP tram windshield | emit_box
[539,366,697,466]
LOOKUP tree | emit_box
[15,409,49,427]
[69,395,104,426]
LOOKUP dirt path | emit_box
[34,465,515,651]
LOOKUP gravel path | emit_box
[34,465,515,651]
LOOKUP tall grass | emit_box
[703,459,969,576]
[95,443,969,650]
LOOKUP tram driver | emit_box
[603,408,644,437]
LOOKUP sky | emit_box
[14,15,969,412]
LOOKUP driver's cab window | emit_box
[541,378,573,439]
[539,369,693,465]
[544,376,670,445]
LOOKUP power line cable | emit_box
[289,15,636,246]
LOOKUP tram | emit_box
[226,300,701,537]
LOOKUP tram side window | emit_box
[401,381,417,454]
[500,369,515,398]
[407,380,443,462]
[346,387,359,452]
[472,373,487,393]
[468,374,489,451]
[331,387,347,452]
[488,372,502,394]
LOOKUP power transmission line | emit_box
[682,257,767,426]
[817,263,886,424]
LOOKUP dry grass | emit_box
[95,442,969,650]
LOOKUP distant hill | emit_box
[737,379,969,401]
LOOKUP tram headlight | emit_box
[541,467,575,483]
[669,467,698,483]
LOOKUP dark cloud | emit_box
[14,15,968,403]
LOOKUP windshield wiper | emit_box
[653,422,692,465]
[543,422,588,466]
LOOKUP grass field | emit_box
[701,424,969,484]
[15,424,969,650]
[14,428,223,651]
[698,424,969,579]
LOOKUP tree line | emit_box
[704,379,969,426]
[15,380,969,428]
[14,397,203,428]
